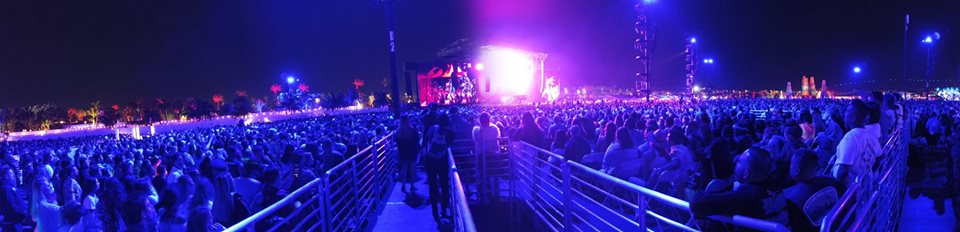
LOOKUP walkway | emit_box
[899,177,957,232]
[368,171,444,232]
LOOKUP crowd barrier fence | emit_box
[504,141,789,232]
[822,121,908,231]
[224,132,398,232]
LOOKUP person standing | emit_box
[396,115,421,193]
[833,100,881,186]
[424,114,453,223]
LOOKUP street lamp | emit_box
[922,33,939,89]
[286,76,297,84]
[853,66,861,74]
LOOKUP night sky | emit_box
[1,0,958,108]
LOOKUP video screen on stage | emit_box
[417,63,479,105]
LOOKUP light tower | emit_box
[634,0,655,101]
[684,37,698,97]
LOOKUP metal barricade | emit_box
[449,148,479,232]
[224,132,398,232]
[508,140,794,232]
[821,122,908,231]
[510,141,701,231]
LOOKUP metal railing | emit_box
[821,122,908,232]
[225,132,398,232]
[449,148,478,232]
[503,140,799,232]
[511,141,701,231]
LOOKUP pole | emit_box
[903,14,908,92]
[385,0,401,117]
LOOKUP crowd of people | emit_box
[445,93,929,231]
[0,113,394,232]
[2,92,957,232]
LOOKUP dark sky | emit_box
[1,0,958,108]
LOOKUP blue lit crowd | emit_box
[445,92,943,231]
[3,93,959,232]
[0,113,393,232]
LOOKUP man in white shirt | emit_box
[473,113,501,156]
[833,100,882,186]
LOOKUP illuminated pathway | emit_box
[368,171,444,232]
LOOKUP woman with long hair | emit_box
[30,178,61,232]
[395,115,420,193]
[595,122,617,153]
[210,174,235,226]
[79,174,99,211]
[602,128,639,174]
[424,114,453,223]
[512,112,545,148]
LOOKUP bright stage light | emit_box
[922,36,933,44]
[689,37,697,44]
[693,85,702,92]
[286,76,296,84]
[479,47,536,95]
[475,63,484,71]
[853,66,861,73]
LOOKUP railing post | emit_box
[351,157,359,229]
[638,194,647,231]
[373,139,382,205]
[562,162,573,232]
[321,175,331,232]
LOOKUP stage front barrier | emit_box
[506,141,788,232]
[224,132,398,232]
[822,122,908,232]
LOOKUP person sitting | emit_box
[653,130,695,197]
[563,125,592,163]
[602,128,639,174]
[1,166,27,232]
[317,139,344,173]
[691,148,781,229]
[784,149,841,232]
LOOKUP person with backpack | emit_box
[423,114,453,223]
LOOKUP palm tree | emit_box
[87,101,101,125]
[352,79,365,92]
[298,83,310,92]
[270,84,281,96]
[236,89,248,97]
[212,94,224,112]
[155,98,167,120]
[67,108,80,123]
